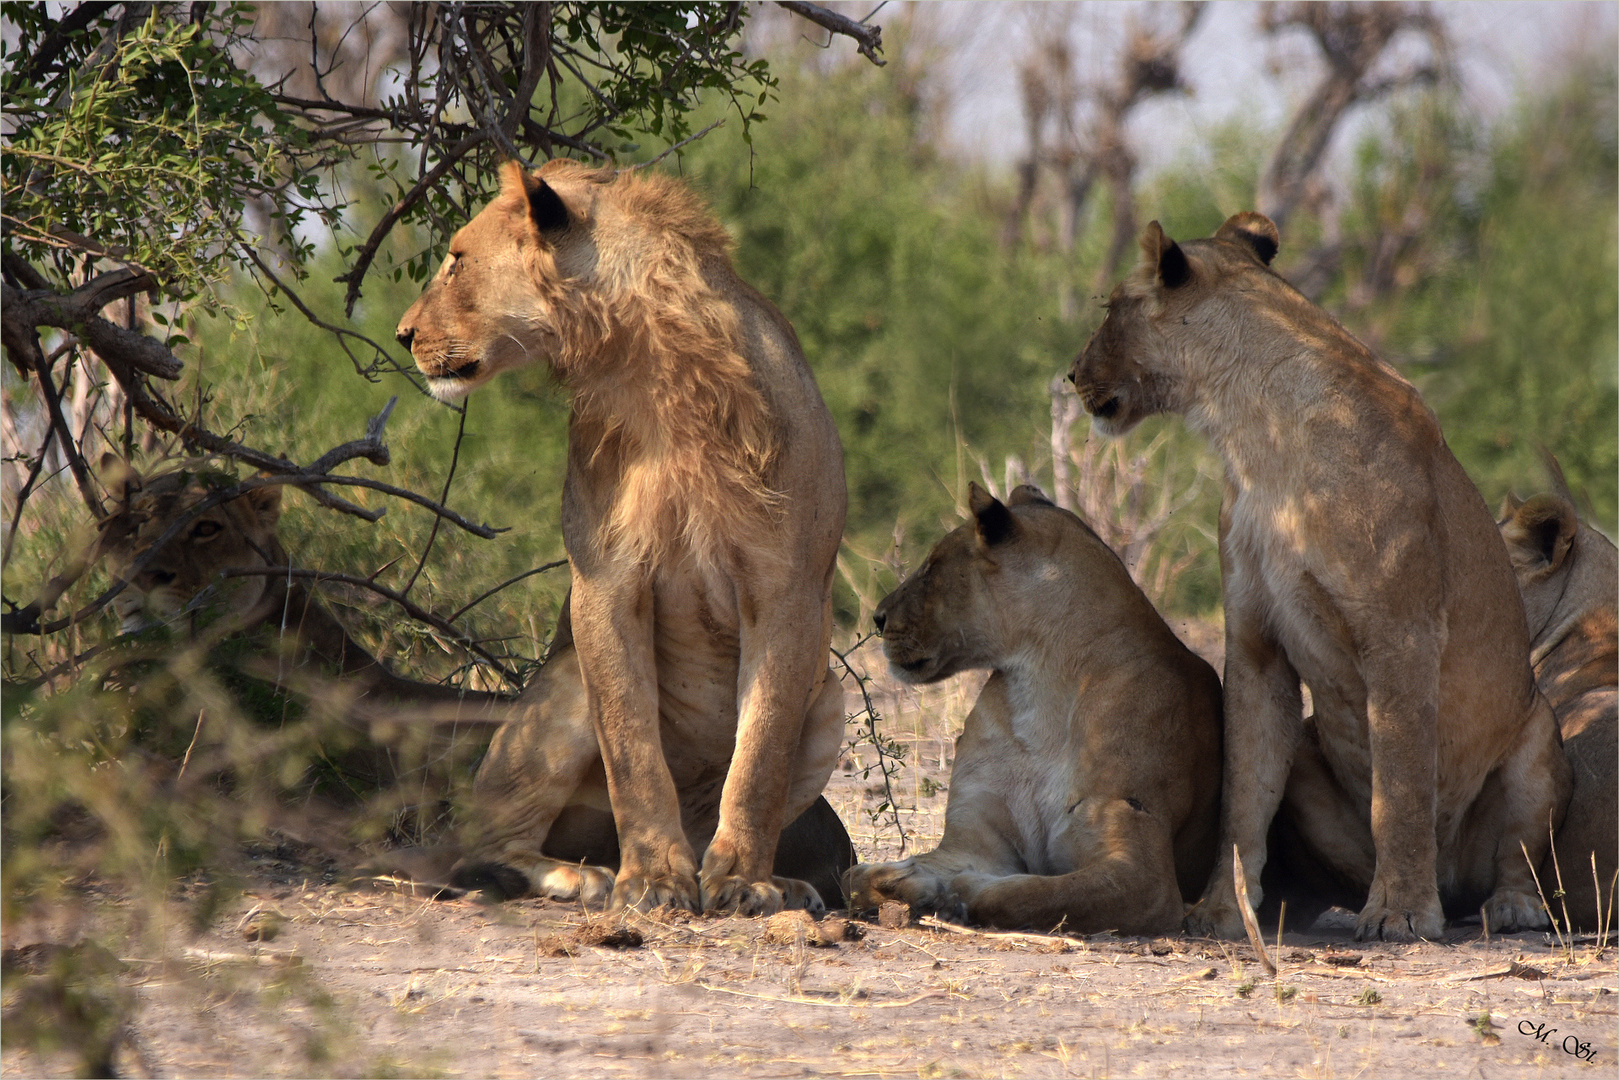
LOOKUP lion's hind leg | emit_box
[956,797,1183,935]
[451,645,613,904]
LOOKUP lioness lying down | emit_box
[1500,488,1617,930]
[1072,213,1570,941]
[845,485,1222,934]
[88,459,503,787]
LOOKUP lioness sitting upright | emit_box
[845,484,1222,934]
[1071,214,1571,941]
[1499,485,1617,930]
[395,160,847,915]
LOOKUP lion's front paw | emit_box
[845,859,957,914]
[1353,889,1444,942]
[1480,888,1549,934]
[537,863,616,909]
[1183,897,1247,939]
[613,872,701,913]
[701,875,786,917]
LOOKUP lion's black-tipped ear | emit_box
[969,483,1016,546]
[1215,212,1279,265]
[501,160,570,235]
[1140,220,1191,288]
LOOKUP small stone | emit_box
[877,900,912,929]
[241,913,284,942]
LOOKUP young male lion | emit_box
[1499,488,1617,930]
[395,160,848,915]
[1070,214,1571,941]
[845,485,1222,934]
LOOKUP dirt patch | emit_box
[4,870,1615,1079]
[5,630,1613,1077]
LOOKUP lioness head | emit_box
[874,483,1123,683]
[1498,491,1617,648]
[395,158,730,402]
[96,458,284,634]
[1068,212,1282,436]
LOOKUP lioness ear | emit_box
[501,161,570,235]
[98,453,141,502]
[1007,484,1054,508]
[246,478,282,526]
[969,483,1016,547]
[1139,221,1191,288]
[1502,494,1577,574]
[1215,212,1280,266]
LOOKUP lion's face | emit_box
[1069,213,1282,436]
[874,485,1068,684]
[396,160,599,401]
[97,465,284,634]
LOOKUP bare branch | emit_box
[333,131,488,316]
[2,276,180,381]
[776,2,886,65]
[447,559,568,624]
[219,565,524,686]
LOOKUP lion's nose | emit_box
[395,325,415,350]
[872,605,888,635]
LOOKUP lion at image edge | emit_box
[1070,211,1571,942]
[394,159,849,916]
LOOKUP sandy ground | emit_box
[5,631,1615,1079]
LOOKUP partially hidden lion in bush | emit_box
[395,160,849,915]
[1071,213,1570,941]
[844,484,1222,934]
[1500,484,1617,930]
[85,461,855,905]
[87,459,505,785]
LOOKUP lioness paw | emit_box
[1353,901,1445,942]
[1481,888,1550,934]
[538,864,616,910]
[1183,898,1246,939]
[845,860,956,914]
[702,875,786,918]
[775,876,827,917]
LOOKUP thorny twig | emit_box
[830,631,909,855]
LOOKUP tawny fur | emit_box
[844,485,1223,935]
[1500,491,1618,931]
[1071,214,1570,942]
[396,160,848,916]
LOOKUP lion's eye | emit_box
[445,252,461,277]
[190,521,223,540]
